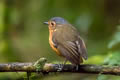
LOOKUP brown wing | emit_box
[52,24,87,64]
[57,41,83,65]
[76,36,88,60]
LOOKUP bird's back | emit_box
[53,24,79,42]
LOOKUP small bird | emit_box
[44,17,87,65]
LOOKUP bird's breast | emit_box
[49,29,62,56]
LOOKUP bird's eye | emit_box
[50,21,55,26]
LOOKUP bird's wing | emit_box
[76,36,88,60]
[57,41,83,64]
[52,32,88,61]
[51,25,87,64]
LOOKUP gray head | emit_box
[44,17,68,25]
[50,17,68,24]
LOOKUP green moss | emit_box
[33,58,47,72]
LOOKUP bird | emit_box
[44,17,87,65]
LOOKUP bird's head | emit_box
[44,17,68,30]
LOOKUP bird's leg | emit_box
[62,59,67,69]
[76,64,81,71]
[76,65,79,71]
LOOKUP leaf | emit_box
[104,51,120,66]
[97,74,108,80]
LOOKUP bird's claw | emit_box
[57,64,64,71]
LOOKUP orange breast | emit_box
[49,29,62,56]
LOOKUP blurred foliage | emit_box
[97,24,120,80]
[97,74,120,80]
[104,51,120,65]
[0,0,120,80]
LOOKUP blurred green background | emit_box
[0,0,120,80]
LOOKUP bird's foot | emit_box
[75,65,80,71]
[57,64,64,71]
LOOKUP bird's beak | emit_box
[44,22,49,25]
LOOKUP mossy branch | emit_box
[0,58,120,76]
